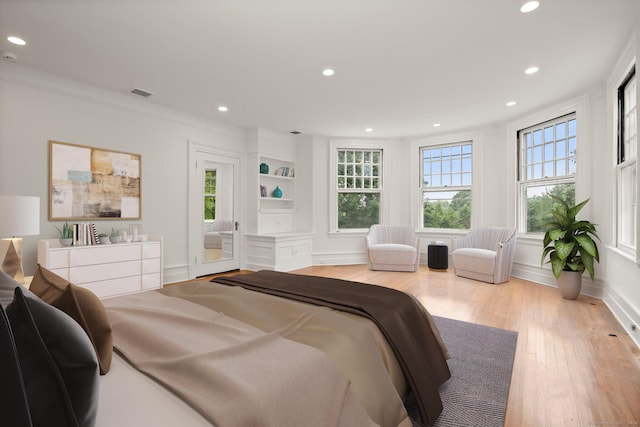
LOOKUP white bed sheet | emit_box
[97,353,211,427]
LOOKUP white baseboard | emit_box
[604,287,640,349]
[163,264,190,285]
[511,261,604,299]
[312,251,368,266]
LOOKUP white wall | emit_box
[0,63,245,283]
[601,22,640,348]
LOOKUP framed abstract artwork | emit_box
[49,140,141,220]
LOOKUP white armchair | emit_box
[365,224,420,272]
[451,226,517,284]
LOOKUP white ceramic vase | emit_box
[557,270,582,300]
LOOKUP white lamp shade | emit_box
[0,196,40,237]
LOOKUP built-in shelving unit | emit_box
[257,155,296,234]
[245,128,313,272]
[258,156,296,215]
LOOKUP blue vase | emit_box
[272,185,282,198]
[259,163,269,174]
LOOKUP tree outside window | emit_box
[518,114,576,233]
[421,142,472,229]
[617,66,636,254]
[204,169,216,220]
[336,149,381,229]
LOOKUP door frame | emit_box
[188,141,241,278]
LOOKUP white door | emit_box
[188,142,240,277]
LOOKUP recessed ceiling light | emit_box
[506,101,517,107]
[217,105,228,112]
[520,1,540,13]
[433,123,441,128]
[322,68,335,77]
[365,128,373,132]
[525,66,539,75]
[7,36,26,46]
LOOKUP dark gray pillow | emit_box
[0,302,32,426]
[0,270,37,308]
[6,286,99,427]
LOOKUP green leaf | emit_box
[550,253,565,278]
[570,198,589,218]
[574,234,597,257]
[555,241,575,261]
[581,252,595,280]
[547,229,566,241]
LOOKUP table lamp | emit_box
[0,196,40,284]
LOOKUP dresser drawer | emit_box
[142,242,161,259]
[71,244,142,266]
[142,258,161,274]
[69,260,142,284]
[45,250,71,269]
[84,276,142,299]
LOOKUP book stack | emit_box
[71,223,102,246]
[274,167,295,177]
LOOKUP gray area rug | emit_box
[406,316,518,427]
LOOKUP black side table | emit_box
[427,244,448,270]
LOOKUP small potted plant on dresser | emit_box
[109,228,120,244]
[55,222,73,246]
[97,232,109,244]
[541,196,600,300]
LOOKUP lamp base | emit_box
[1,238,25,284]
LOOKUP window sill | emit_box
[328,229,369,238]
[607,245,638,265]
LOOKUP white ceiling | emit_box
[1,0,639,138]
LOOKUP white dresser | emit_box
[37,237,163,299]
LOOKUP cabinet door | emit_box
[260,212,293,233]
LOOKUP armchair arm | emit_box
[493,232,517,283]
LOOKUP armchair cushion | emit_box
[451,227,516,284]
[452,248,496,275]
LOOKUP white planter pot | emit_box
[59,238,73,247]
[557,270,582,300]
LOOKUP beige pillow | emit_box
[30,264,112,375]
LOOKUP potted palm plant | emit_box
[541,196,600,299]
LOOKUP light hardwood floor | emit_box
[276,264,640,427]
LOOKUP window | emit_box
[617,66,636,254]
[204,169,216,220]
[517,113,576,233]
[420,142,472,229]
[336,149,382,229]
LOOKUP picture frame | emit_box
[49,140,141,220]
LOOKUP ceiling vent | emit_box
[290,130,302,135]
[130,88,153,98]
[1,51,17,62]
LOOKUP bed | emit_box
[0,268,451,427]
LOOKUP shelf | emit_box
[260,197,293,202]
[259,173,294,181]
[259,208,295,214]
